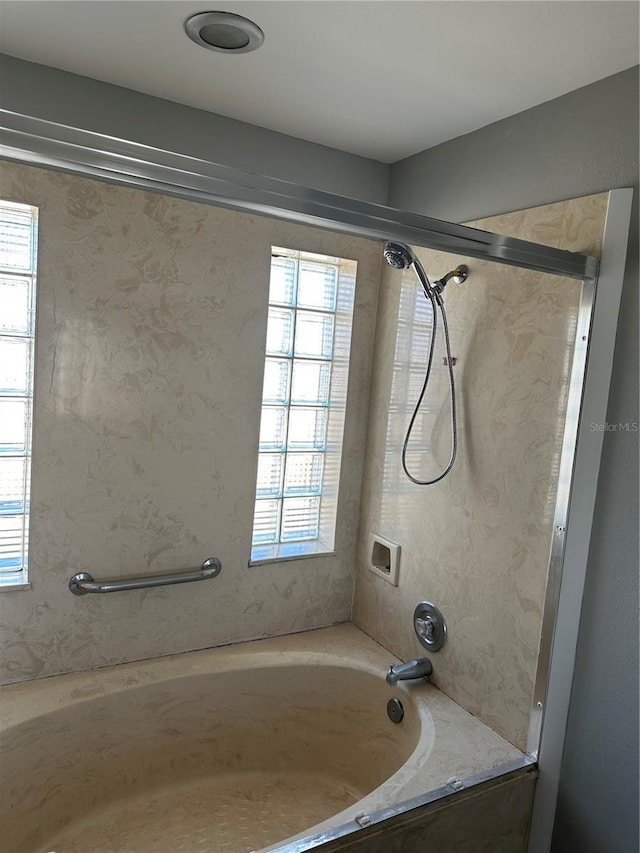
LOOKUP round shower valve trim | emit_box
[413,601,447,652]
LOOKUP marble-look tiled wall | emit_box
[353,194,609,749]
[0,161,381,684]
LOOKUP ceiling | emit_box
[0,1,637,163]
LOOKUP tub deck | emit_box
[1,624,522,852]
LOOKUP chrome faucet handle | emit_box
[415,616,435,642]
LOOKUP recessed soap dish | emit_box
[368,533,400,586]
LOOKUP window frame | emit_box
[0,199,38,590]
[250,247,357,565]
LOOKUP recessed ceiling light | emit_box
[184,11,264,54]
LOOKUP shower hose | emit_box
[402,266,457,485]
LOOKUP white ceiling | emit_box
[0,1,638,163]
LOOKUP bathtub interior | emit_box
[2,657,424,853]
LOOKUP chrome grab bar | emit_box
[69,557,222,596]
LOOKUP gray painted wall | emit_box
[390,67,639,853]
[0,54,389,204]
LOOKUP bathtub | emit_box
[1,624,522,853]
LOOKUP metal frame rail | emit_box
[0,110,597,281]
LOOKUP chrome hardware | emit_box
[451,265,469,284]
[69,557,221,595]
[432,264,469,293]
[416,617,435,642]
[414,601,447,652]
[0,113,599,281]
[386,657,433,686]
[387,697,405,724]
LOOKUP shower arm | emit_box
[68,557,222,595]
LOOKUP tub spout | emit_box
[386,658,432,687]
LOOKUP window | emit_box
[251,248,357,563]
[0,200,38,588]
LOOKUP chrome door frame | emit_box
[527,187,632,852]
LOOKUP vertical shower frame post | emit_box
[527,187,632,852]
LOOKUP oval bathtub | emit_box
[0,625,521,853]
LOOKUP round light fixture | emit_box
[184,11,264,54]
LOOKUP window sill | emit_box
[0,581,31,592]
[249,542,336,566]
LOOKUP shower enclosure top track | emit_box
[0,110,598,282]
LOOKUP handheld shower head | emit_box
[381,235,470,487]
[383,242,415,270]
